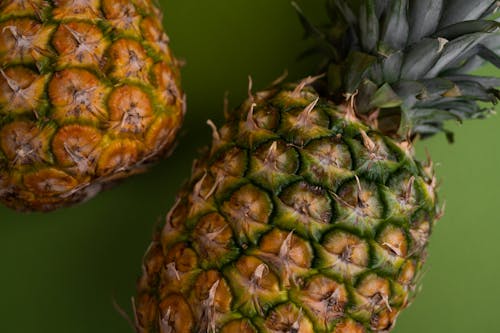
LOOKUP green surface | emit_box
[0,1,499,332]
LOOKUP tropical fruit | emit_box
[135,1,500,332]
[0,0,184,211]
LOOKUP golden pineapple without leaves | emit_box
[0,0,184,211]
[134,0,500,332]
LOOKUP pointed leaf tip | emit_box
[380,0,409,50]
[292,1,324,39]
[478,44,500,68]
[370,83,403,108]
[359,0,380,52]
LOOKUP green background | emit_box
[1,1,499,332]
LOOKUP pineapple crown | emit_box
[295,0,500,141]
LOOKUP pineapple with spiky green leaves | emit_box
[0,0,185,212]
[135,1,500,332]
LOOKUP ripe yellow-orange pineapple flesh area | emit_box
[0,0,184,211]
[136,83,438,333]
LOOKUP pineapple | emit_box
[0,0,184,211]
[135,1,500,332]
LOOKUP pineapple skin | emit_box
[136,82,438,333]
[0,0,184,211]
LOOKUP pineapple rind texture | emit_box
[135,83,438,333]
[0,0,184,211]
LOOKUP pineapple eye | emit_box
[334,179,384,235]
[348,132,400,182]
[254,229,313,287]
[23,168,77,196]
[52,124,102,175]
[221,184,273,244]
[276,181,333,241]
[318,230,370,280]
[249,140,300,190]
[0,121,52,167]
[108,85,153,134]
[49,68,108,123]
[279,99,331,146]
[153,62,180,105]
[96,139,141,176]
[295,275,348,330]
[0,0,45,16]
[301,137,354,189]
[263,303,314,332]
[0,19,53,64]
[52,22,107,68]
[52,0,101,20]
[190,271,233,332]
[107,39,152,82]
[192,212,237,268]
[141,17,171,54]
[224,256,285,317]
[356,274,392,313]
[157,294,194,333]
[102,0,140,32]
